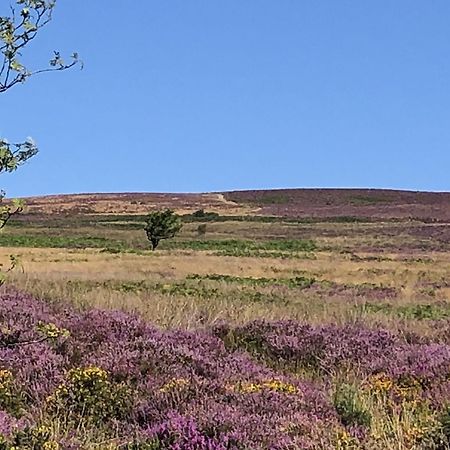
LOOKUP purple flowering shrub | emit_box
[215,320,450,384]
[0,289,450,448]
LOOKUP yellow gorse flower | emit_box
[47,365,131,422]
[236,379,297,394]
[335,428,359,450]
[366,373,393,394]
[403,424,428,446]
[0,369,13,391]
[393,377,422,401]
[159,378,189,393]
[68,366,108,382]
[366,373,422,402]
[48,366,109,405]
[32,425,51,438]
[37,322,70,339]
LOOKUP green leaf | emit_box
[10,60,24,72]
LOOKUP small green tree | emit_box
[144,209,183,250]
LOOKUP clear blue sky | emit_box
[1,1,450,197]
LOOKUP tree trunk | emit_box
[151,238,159,251]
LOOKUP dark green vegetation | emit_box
[0,230,317,256]
[360,302,450,321]
[0,234,122,250]
[5,210,450,254]
[187,273,317,288]
[8,212,386,229]
[144,209,183,250]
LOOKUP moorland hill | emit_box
[20,188,450,221]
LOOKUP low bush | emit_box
[187,273,317,289]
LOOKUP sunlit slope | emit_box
[19,188,450,220]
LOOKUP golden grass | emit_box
[4,246,449,283]
[4,244,449,335]
[22,192,257,215]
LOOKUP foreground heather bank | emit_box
[1,289,450,449]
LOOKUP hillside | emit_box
[19,188,450,221]
[21,192,254,216]
[224,189,450,221]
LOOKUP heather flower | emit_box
[2,289,450,448]
[0,409,23,438]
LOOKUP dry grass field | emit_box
[2,203,450,340]
[4,193,450,339]
[4,238,450,335]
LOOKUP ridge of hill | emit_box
[19,188,450,221]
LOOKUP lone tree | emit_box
[0,0,80,227]
[144,209,183,250]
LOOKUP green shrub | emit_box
[0,234,127,250]
[360,303,450,321]
[0,424,59,450]
[439,405,450,444]
[144,210,183,250]
[187,273,316,289]
[0,369,24,417]
[164,239,317,253]
[47,366,132,423]
[189,209,220,221]
[213,249,317,259]
[333,384,371,428]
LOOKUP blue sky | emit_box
[1,1,450,197]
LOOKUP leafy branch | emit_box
[0,137,38,228]
[1,0,81,93]
[0,322,70,348]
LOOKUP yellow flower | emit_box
[159,378,189,393]
[366,373,393,394]
[68,366,108,382]
[262,379,297,394]
[403,425,426,445]
[0,369,13,391]
[392,377,421,401]
[33,425,51,436]
[236,379,297,394]
[239,382,262,393]
[37,322,70,339]
[48,366,109,406]
[335,428,360,449]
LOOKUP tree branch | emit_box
[0,1,81,94]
